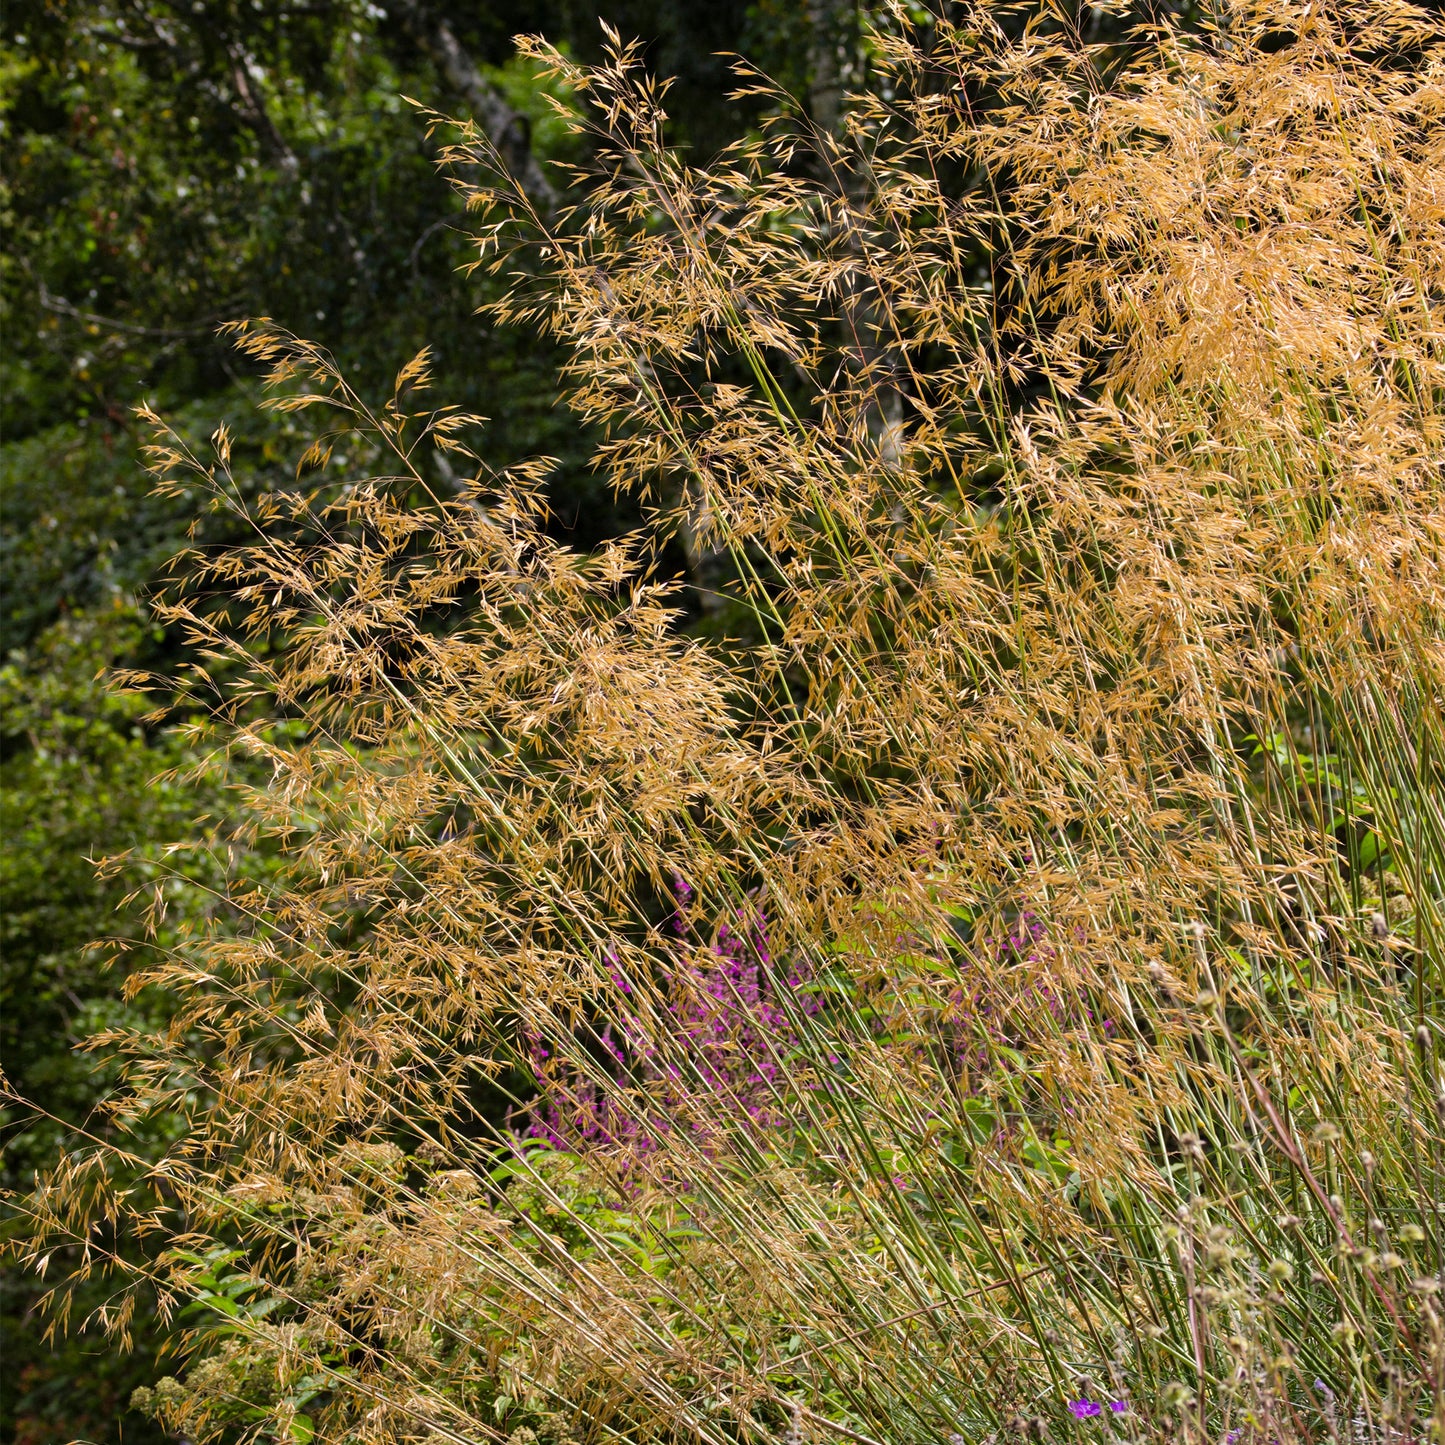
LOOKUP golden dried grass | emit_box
[8,2,1445,1441]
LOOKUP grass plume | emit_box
[7,1,1445,1441]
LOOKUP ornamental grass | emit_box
[9,1,1445,1441]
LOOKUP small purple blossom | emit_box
[1065,1398,1125,1420]
[671,872,695,935]
[602,944,633,995]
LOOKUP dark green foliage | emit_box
[0,611,185,1445]
[1,1,587,479]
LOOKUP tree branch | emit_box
[221,41,298,173]
[394,0,559,213]
[36,280,238,341]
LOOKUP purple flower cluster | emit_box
[526,890,1102,1180]
[524,877,820,1164]
[667,901,821,1128]
[998,908,1048,962]
[1068,1398,1128,1419]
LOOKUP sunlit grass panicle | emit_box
[8,1,1445,1441]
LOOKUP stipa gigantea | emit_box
[8,1,1445,1441]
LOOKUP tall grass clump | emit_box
[8,1,1444,1440]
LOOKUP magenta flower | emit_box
[1068,1400,1103,1418]
[524,888,823,1165]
